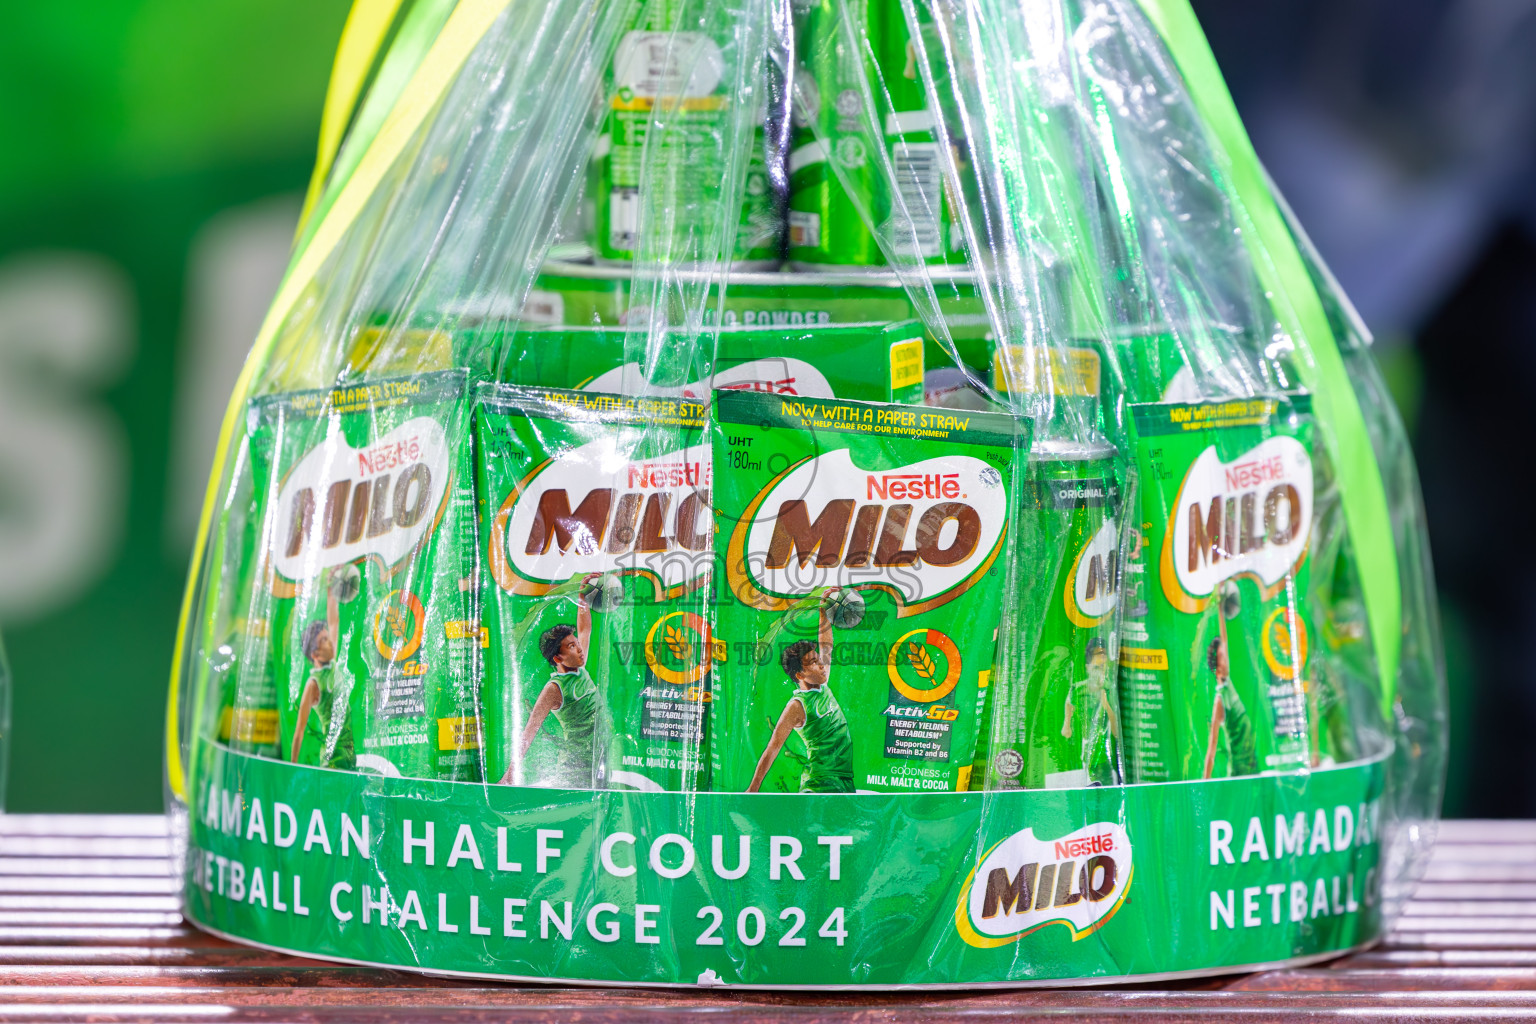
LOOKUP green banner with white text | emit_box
[185,743,1386,986]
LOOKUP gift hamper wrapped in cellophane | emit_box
[167,0,1446,987]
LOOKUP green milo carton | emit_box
[474,385,715,791]
[497,322,925,404]
[1119,395,1325,782]
[238,371,481,780]
[712,389,1022,793]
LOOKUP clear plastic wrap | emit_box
[168,0,1446,986]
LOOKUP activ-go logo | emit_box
[273,417,450,581]
[643,610,717,687]
[955,822,1132,946]
[1161,436,1312,612]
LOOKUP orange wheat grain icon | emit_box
[907,641,937,681]
[664,624,693,664]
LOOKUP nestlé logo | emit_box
[956,822,1132,946]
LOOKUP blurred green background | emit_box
[0,0,351,811]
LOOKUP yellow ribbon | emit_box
[297,0,408,238]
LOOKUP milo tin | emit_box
[496,321,925,404]
[788,0,966,270]
[519,261,992,373]
[208,490,281,758]
[474,385,715,791]
[1311,535,1368,764]
[991,341,1108,442]
[214,620,279,758]
[735,102,787,266]
[711,390,1022,793]
[592,12,779,268]
[786,0,883,268]
[519,261,635,329]
[975,440,1124,790]
[244,371,481,781]
[1119,395,1327,782]
[872,0,968,266]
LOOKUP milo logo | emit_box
[733,449,1007,610]
[1064,518,1120,627]
[488,437,711,593]
[956,823,1132,946]
[1162,436,1312,610]
[582,358,835,401]
[273,417,450,580]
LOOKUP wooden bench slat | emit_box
[0,817,168,838]
[0,839,170,858]
[0,858,172,878]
